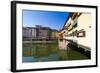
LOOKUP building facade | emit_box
[23,27,36,41]
[23,25,58,41]
[51,29,58,39]
[77,13,91,51]
[35,25,51,39]
[58,12,91,51]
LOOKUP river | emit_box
[22,42,89,63]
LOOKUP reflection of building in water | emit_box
[58,29,68,50]
[58,12,91,54]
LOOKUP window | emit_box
[77,29,85,37]
[73,23,77,28]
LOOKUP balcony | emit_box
[72,16,78,26]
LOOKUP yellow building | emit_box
[77,13,91,51]
[59,12,91,51]
[51,30,59,39]
[64,13,78,44]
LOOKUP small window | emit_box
[77,29,85,37]
[73,23,77,28]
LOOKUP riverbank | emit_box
[23,40,58,43]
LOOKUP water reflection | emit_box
[23,43,59,62]
[22,42,88,63]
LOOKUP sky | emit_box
[23,10,70,30]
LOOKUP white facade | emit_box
[23,27,36,39]
[31,28,36,39]
[59,13,91,51]
[77,13,91,50]
[23,27,31,38]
